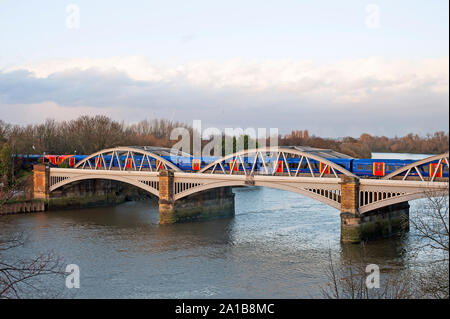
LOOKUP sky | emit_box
[0,0,448,137]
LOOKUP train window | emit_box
[365,165,372,170]
[444,166,449,172]
[422,166,429,172]
[357,165,364,170]
[386,165,393,171]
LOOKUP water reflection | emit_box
[339,236,410,268]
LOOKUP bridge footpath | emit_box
[33,147,449,243]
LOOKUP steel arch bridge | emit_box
[46,147,449,214]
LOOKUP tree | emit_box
[322,188,450,299]
[0,232,65,298]
[0,184,65,298]
[0,143,12,185]
[409,187,449,299]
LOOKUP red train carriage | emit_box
[319,162,330,175]
[430,163,443,178]
[230,159,239,171]
[373,162,385,177]
[275,160,284,173]
[192,159,201,171]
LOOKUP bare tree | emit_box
[0,186,65,299]
[409,186,449,299]
[322,186,449,299]
[0,233,65,299]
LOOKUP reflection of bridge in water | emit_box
[34,146,449,243]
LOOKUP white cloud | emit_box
[0,56,448,136]
[5,56,448,95]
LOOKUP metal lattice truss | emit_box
[75,147,181,172]
[199,147,357,178]
[383,152,449,181]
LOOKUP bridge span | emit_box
[34,146,449,243]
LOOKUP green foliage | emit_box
[0,143,12,183]
[221,135,259,156]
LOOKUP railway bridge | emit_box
[33,147,449,243]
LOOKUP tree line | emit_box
[0,117,448,159]
[0,116,191,156]
[280,130,449,158]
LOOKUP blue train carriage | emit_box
[169,156,213,171]
[415,160,449,178]
[52,154,87,167]
[191,155,258,173]
[351,159,412,177]
[349,158,448,178]
[271,157,352,176]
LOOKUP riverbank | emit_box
[1,179,156,216]
[0,199,45,215]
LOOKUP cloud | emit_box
[0,56,448,136]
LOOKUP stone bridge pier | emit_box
[158,170,235,224]
[340,176,409,243]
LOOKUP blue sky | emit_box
[0,0,448,136]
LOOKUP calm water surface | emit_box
[0,153,432,298]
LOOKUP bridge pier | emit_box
[33,164,50,200]
[340,176,409,243]
[158,170,235,224]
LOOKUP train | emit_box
[14,153,449,179]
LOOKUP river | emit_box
[0,153,435,298]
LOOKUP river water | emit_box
[0,153,435,298]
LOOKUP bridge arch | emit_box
[172,174,342,209]
[49,169,161,198]
[198,147,357,178]
[359,186,448,214]
[75,146,181,172]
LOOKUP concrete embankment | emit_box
[0,199,46,215]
